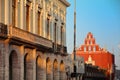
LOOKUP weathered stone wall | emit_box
[0,42,67,80]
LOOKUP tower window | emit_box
[89,46,91,52]
[93,46,96,52]
[84,47,86,52]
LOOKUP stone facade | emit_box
[0,0,70,80]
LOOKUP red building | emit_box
[76,32,115,80]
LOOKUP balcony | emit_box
[0,23,52,50]
[53,43,67,56]
[0,23,7,38]
[9,25,52,49]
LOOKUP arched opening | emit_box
[60,60,65,80]
[24,53,33,80]
[9,50,19,80]
[53,59,59,80]
[36,56,43,80]
[46,57,52,80]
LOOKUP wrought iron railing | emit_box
[53,43,67,54]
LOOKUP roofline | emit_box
[59,0,70,7]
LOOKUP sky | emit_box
[66,0,120,69]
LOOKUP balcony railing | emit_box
[53,43,67,55]
[0,23,7,38]
[0,23,67,53]
[8,25,52,48]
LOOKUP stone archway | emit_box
[53,59,59,80]
[9,50,19,80]
[46,57,52,80]
[24,53,33,80]
[36,55,43,80]
[60,60,65,80]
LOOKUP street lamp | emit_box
[71,0,78,79]
[73,0,76,71]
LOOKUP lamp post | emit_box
[73,0,76,62]
[73,0,76,69]
[72,0,77,80]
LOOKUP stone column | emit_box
[0,43,4,80]
[4,40,10,80]
[20,0,24,29]
[4,0,9,25]
[33,49,36,80]
[43,0,46,38]
[20,45,24,80]
[23,1,26,30]
[0,0,1,22]
[53,70,59,80]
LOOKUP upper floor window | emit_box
[12,0,16,26]
[26,4,30,31]
[38,11,41,35]
[54,23,57,44]
[61,26,63,45]
[47,18,50,39]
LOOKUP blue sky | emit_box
[66,0,120,69]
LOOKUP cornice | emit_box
[59,0,70,7]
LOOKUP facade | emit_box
[76,32,115,80]
[0,0,70,80]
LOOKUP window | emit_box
[12,0,16,26]
[84,46,86,52]
[26,5,30,31]
[89,46,91,52]
[93,46,96,52]
[61,26,63,45]
[54,23,57,44]
[38,11,41,35]
[47,18,50,39]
